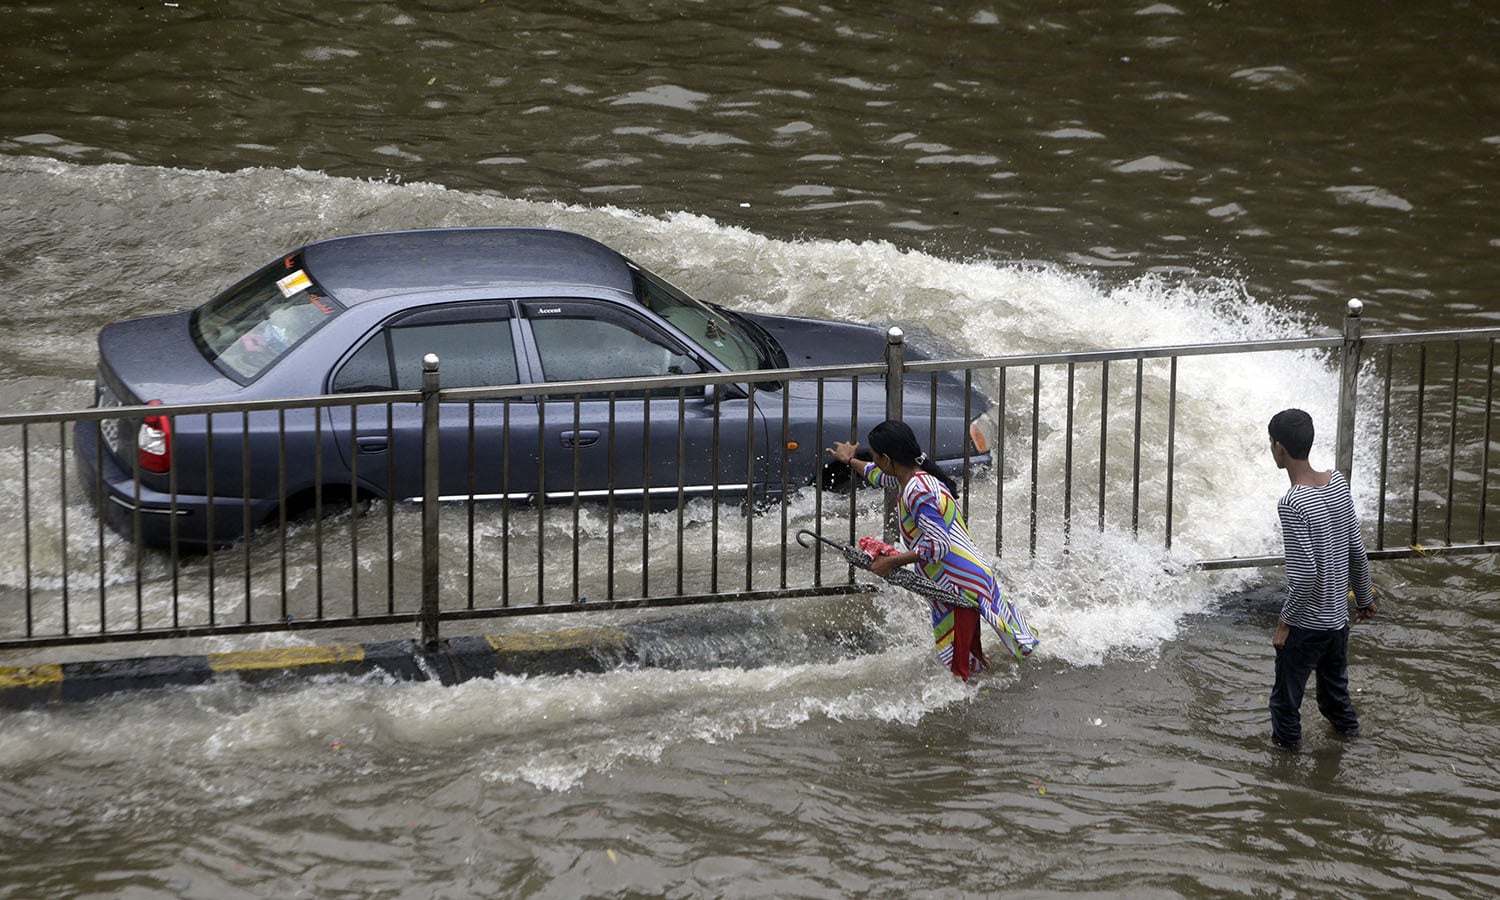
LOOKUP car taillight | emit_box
[138,400,172,473]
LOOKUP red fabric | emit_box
[949,606,988,680]
[860,534,989,680]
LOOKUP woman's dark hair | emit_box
[867,419,957,494]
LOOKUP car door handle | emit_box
[559,430,600,449]
[355,435,389,454]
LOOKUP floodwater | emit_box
[2,2,1498,897]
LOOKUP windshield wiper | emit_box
[716,307,786,369]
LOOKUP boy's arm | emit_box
[1349,514,1375,620]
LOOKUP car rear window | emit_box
[191,254,342,381]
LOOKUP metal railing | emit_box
[1,301,1495,651]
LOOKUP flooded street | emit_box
[2,2,1498,897]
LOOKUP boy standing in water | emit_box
[1267,408,1377,750]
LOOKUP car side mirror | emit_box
[703,382,748,405]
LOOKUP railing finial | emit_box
[1336,301,1364,481]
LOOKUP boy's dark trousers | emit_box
[1269,624,1359,747]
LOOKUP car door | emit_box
[326,301,541,502]
[517,300,771,504]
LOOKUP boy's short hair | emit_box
[1269,408,1315,460]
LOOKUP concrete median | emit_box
[0,625,638,711]
[0,608,884,710]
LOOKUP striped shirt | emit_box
[1277,470,1374,630]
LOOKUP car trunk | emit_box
[91,311,240,473]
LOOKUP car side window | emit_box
[389,321,519,390]
[525,303,704,395]
[332,304,519,393]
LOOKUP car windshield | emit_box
[630,265,764,372]
[191,256,342,381]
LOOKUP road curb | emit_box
[0,625,638,711]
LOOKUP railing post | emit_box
[883,327,905,540]
[420,353,441,646]
[1336,299,1363,480]
[884,326,905,421]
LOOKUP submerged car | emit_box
[77,227,989,549]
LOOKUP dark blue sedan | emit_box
[76,228,989,549]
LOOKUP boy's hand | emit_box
[1355,601,1377,623]
[1273,619,1290,649]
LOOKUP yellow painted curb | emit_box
[207,644,366,673]
[485,626,630,654]
[0,664,64,690]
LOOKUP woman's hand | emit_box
[869,549,918,579]
[869,553,901,578]
[828,440,860,466]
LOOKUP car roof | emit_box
[301,227,637,306]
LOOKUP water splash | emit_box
[0,156,1355,783]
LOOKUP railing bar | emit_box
[22,424,33,637]
[607,392,618,602]
[465,401,476,611]
[278,409,289,622]
[1099,361,1109,533]
[10,328,1500,434]
[351,403,362,618]
[1412,345,1427,548]
[572,396,583,604]
[1029,365,1040,559]
[3,337,1437,434]
[780,384,791,590]
[677,389,688,597]
[812,378,826,586]
[1064,362,1075,546]
[928,371,940,485]
[641,390,652,598]
[242,412,252,624]
[94,420,106,635]
[711,385,722,593]
[501,400,511,608]
[1197,542,1500,569]
[1132,359,1144,537]
[1362,327,1500,346]
[166,414,178,630]
[205,417,216,626]
[133,427,144,630]
[1165,357,1179,552]
[996,367,1006,559]
[57,423,69,635]
[313,410,324,622]
[904,335,1344,372]
[847,374,859,563]
[1377,346,1393,550]
[384,402,396,615]
[961,368,973,521]
[537,397,547,606]
[1445,342,1460,547]
[745,383,757,594]
[1482,339,1495,543]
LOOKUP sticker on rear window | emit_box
[276,269,312,298]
